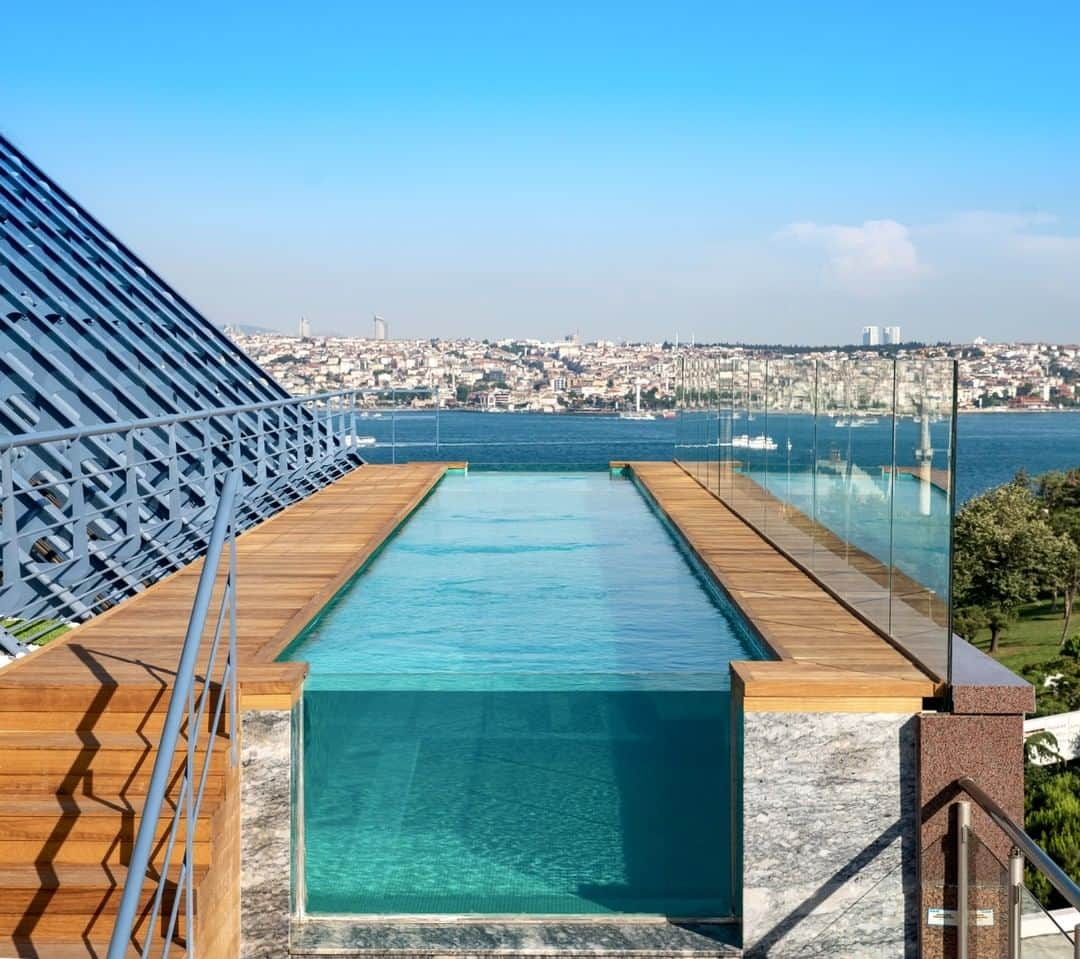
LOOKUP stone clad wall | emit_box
[241,707,296,959]
[741,711,920,958]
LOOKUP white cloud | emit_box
[917,211,1057,237]
[917,210,1080,266]
[779,218,922,294]
[1012,233,1080,259]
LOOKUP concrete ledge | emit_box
[289,919,741,957]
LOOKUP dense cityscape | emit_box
[226,321,1080,413]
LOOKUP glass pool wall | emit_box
[282,472,764,917]
[675,355,958,683]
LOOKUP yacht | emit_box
[731,434,778,451]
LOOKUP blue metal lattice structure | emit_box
[0,133,365,649]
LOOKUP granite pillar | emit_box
[240,706,296,959]
[918,713,1025,959]
[741,710,920,958]
[916,637,1034,959]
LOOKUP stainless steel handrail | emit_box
[0,385,434,451]
[105,470,240,959]
[0,389,358,451]
[957,776,1080,913]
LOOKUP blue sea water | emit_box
[285,473,760,916]
[285,413,1079,916]
[355,409,1080,503]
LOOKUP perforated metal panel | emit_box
[0,134,364,644]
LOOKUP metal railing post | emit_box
[167,422,181,520]
[350,392,358,449]
[228,483,238,766]
[957,800,970,959]
[1,448,16,587]
[125,428,139,545]
[1009,846,1024,959]
[1074,922,1079,959]
[255,409,267,486]
[105,471,240,959]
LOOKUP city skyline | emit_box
[3,1,1078,344]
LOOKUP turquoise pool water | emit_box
[283,471,762,916]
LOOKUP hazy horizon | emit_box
[4,2,1078,345]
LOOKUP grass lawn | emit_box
[969,599,1071,673]
[1,618,71,647]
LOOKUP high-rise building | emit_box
[861,326,881,347]
[373,315,388,340]
[883,326,901,345]
[299,316,312,339]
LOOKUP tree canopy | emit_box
[953,478,1076,653]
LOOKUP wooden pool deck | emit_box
[622,462,942,712]
[0,458,942,955]
[0,462,450,958]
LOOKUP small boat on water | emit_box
[731,433,778,451]
[343,435,377,447]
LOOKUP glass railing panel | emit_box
[674,355,712,487]
[717,359,736,501]
[810,356,898,633]
[757,356,819,570]
[674,352,956,688]
[890,359,956,682]
[1020,883,1079,957]
[728,358,769,530]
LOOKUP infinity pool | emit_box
[283,471,763,916]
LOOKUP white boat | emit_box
[344,435,377,447]
[731,433,778,451]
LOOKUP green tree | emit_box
[1025,769,1080,906]
[1038,470,1080,642]
[953,479,1072,654]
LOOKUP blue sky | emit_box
[3,1,1079,343]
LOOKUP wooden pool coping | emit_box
[0,463,452,711]
[2,458,941,716]
[617,462,943,712]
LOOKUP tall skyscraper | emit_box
[299,316,311,339]
[373,315,388,340]
[883,326,901,345]
[861,326,881,347]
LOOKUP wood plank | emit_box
[623,461,942,707]
[0,463,450,957]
